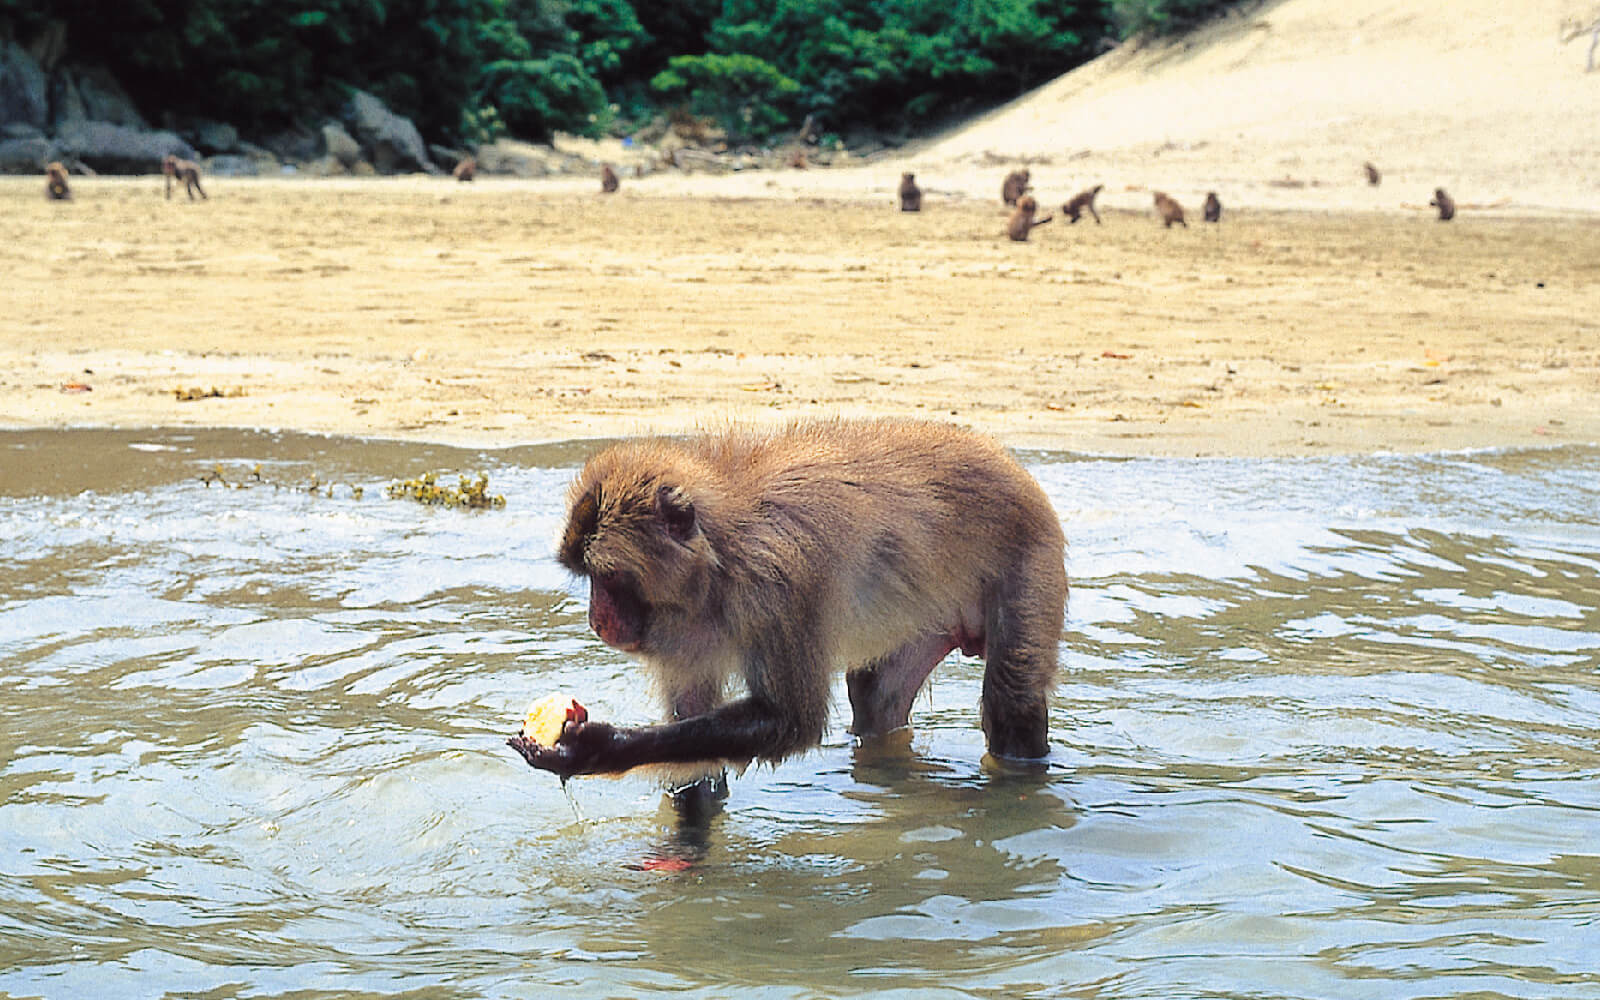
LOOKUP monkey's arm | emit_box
[507,697,789,779]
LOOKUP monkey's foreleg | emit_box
[507,697,792,779]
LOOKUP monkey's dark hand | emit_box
[507,720,620,779]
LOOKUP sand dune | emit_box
[644,0,1600,216]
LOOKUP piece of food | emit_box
[520,693,587,747]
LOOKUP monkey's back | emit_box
[678,419,1065,655]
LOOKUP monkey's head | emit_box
[1016,195,1038,215]
[162,155,177,175]
[557,445,719,654]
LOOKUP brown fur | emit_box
[452,156,476,182]
[1202,191,1221,223]
[899,172,922,212]
[45,162,70,201]
[1063,185,1102,224]
[1430,187,1455,221]
[1153,191,1186,228]
[519,419,1068,785]
[601,164,619,194]
[1001,169,1031,206]
[1364,161,1381,186]
[162,155,207,201]
[1006,195,1052,241]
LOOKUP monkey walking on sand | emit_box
[1006,195,1052,241]
[1063,185,1102,224]
[1153,191,1186,228]
[899,172,922,212]
[1430,187,1455,221]
[1001,168,1031,206]
[45,162,71,200]
[163,155,207,200]
[1203,192,1221,223]
[509,419,1068,809]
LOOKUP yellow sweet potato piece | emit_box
[520,693,587,747]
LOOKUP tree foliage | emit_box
[657,0,1106,142]
[0,0,1243,151]
[1106,0,1246,36]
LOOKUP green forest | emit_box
[2,0,1241,147]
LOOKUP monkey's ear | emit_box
[655,485,696,543]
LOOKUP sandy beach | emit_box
[4,0,1597,458]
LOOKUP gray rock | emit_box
[54,120,194,173]
[0,135,52,173]
[192,120,239,154]
[343,90,436,174]
[48,71,86,126]
[320,122,361,167]
[259,127,318,163]
[236,140,281,167]
[2,122,43,139]
[203,154,260,177]
[75,67,146,129]
[0,39,49,130]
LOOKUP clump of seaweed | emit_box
[385,472,506,509]
[198,462,364,500]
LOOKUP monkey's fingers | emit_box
[507,734,580,777]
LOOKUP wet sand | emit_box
[3,175,1596,456]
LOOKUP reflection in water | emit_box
[1,430,1597,998]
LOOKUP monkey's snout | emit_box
[589,573,647,652]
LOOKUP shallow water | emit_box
[2,429,1598,1000]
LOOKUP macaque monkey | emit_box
[1202,191,1221,223]
[163,155,207,200]
[1001,169,1031,206]
[788,148,808,169]
[1364,161,1381,186]
[601,163,620,193]
[509,419,1067,792]
[899,172,922,212]
[1063,185,1102,224]
[1153,191,1186,228]
[45,162,71,200]
[1006,195,1052,241]
[452,156,476,181]
[1430,187,1455,221]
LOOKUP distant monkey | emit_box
[162,155,207,200]
[1202,191,1221,223]
[452,156,476,181]
[1006,195,1052,241]
[1153,191,1186,228]
[509,419,1067,792]
[899,172,922,212]
[601,163,620,193]
[788,148,808,169]
[45,161,71,200]
[1364,161,1381,186]
[1430,187,1455,221]
[1063,185,1102,224]
[1001,169,1031,206]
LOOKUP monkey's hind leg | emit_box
[846,632,959,739]
[979,543,1066,761]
